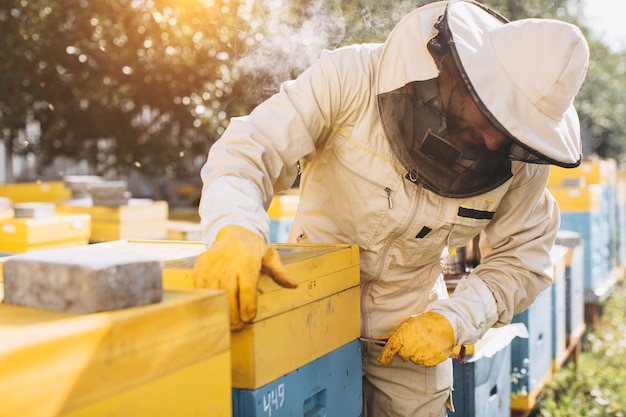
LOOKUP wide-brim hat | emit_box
[443,0,589,167]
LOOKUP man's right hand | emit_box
[193,225,298,331]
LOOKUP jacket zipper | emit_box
[362,185,421,337]
[385,187,393,209]
[373,186,421,281]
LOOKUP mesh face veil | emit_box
[378,80,514,198]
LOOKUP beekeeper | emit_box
[193,0,590,415]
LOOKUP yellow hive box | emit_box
[0,181,72,204]
[0,209,13,220]
[267,189,300,220]
[0,214,91,254]
[548,185,603,212]
[76,240,361,389]
[549,159,616,187]
[548,165,586,188]
[56,199,168,242]
[579,158,616,185]
[166,220,203,241]
[0,288,231,417]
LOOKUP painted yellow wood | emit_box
[0,182,71,204]
[0,289,230,417]
[0,214,90,245]
[46,240,361,390]
[0,208,13,220]
[0,238,90,254]
[56,199,168,222]
[548,158,616,187]
[230,286,360,389]
[89,219,168,242]
[166,220,202,241]
[267,190,299,219]
[547,185,603,212]
[62,352,232,417]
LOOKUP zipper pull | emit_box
[385,187,393,209]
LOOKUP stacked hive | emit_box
[41,239,364,417]
[56,177,168,243]
[548,158,623,327]
[0,246,231,416]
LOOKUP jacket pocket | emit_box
[314,135,401,250]
[438,186,509,249]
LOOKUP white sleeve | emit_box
[428,163,558,345]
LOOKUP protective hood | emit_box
[444,0,589,167]
[376,0,589,198]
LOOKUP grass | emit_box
[534,277,626,416]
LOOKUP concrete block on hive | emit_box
[89,181,131,206]
[2,247,163,313]
[63,175,105,198]
[13,202,56,218]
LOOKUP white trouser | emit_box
[361,341,453,417]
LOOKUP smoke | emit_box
[234,0,348,96]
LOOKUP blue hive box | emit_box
[449,326,517,417]
[510,287,554,412]
[550,184,613,303]
[232,339,362,417]
[555,231,586,346]
[551,245,568,371]
[268,191,299,243]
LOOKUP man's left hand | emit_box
[377,311,455,366]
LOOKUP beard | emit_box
[443,84,484,159]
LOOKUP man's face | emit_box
[445,82,509,155]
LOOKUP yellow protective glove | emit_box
[193,225,298,331]
[377,311,455,367]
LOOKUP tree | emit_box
[0,0,255,183]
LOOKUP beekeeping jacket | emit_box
[199,1,586,412]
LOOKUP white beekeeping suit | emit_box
[195,0,589,415]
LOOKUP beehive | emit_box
[267,190,299,243]
[56,239,361,389]
[232,340,362,417]
[549,185,613,302]
[449,328,513,417]
[550,245,568,371]
[0,182,71,204]
[166,220,203,241]
[510,288,554,412]
[0,288,231,417]
[555,231,586,346]
[548,158,616,188]
[56,199,168,242]
[0,214,90,255]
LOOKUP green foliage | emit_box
[0,0,251,179]
[537,280,626,416]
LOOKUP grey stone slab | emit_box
[63,175,105,198]
[2,247,163,313]
[89,181,131,206]
[13,202,56,218]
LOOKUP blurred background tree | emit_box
[1,0,624,203]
